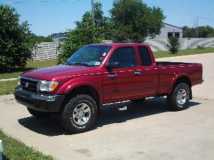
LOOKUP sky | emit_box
[0,0,214,36]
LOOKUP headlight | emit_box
[38,80,59,92]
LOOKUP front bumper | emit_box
[15,86,65,112]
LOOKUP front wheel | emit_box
[167,83,191,111]
[61,94,98,134]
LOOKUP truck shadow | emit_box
[18,98,201,136]
[97,98,200,127]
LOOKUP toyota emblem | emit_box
[25,82,29,88]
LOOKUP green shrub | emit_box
[167,37,180,54]
[197,45,204,49]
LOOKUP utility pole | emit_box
[91,0,100,26]
[91,0,95,26]
[194,16,199,37]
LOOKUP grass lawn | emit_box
[0,59,57,95]
[0,59,57,80]
[154,47,214,58]
[0,80,18,96]
[0,130,53,160]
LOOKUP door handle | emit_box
[133,71,142,76]
[107,73,118,79]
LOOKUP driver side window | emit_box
[109,47,136,68]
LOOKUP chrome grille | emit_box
[20,78,38,92]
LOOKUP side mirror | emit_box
[106,61,120,72]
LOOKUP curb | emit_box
[0,78,18,82]
[157,52,214,60]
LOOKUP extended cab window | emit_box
[109,47,136,68]
[139,47,152,66]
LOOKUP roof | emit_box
[163,23,183,29]
[88,43,148,47]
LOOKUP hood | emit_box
[22,65,98,81]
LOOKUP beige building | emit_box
[157,23,183,38]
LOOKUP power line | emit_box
[6,0,79,5]
[194,16,214,27]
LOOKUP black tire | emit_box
[61,94,98,134]
[27,108,50,118]
[167,83,191,111]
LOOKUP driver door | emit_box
[103,47,141,102]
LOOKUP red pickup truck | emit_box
[15,43,203,133]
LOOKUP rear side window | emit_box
[139,47,152,66]
[109,47,136,68]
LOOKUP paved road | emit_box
[0,53,214,160]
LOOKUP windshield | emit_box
[66,45,111,66]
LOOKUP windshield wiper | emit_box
[68,62,92,67]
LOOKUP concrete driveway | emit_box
[0,53,214,160]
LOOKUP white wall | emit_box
[145,37,214,51]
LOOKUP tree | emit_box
[94,2,104,27]
[197,26,214,37]
[183,26,214,38]
[167,37,180,54]
[0,5,32,71]
[94,2,114,40]
[110,0,165,42]
[58,2,106,63]
[58,0,165,63]
[183,26,196,38]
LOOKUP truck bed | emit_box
[156,61,203,95]
[157,61,194,66]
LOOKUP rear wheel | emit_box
[27,108,50,118]
[167,83,191,111]
[61,94,98,133]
